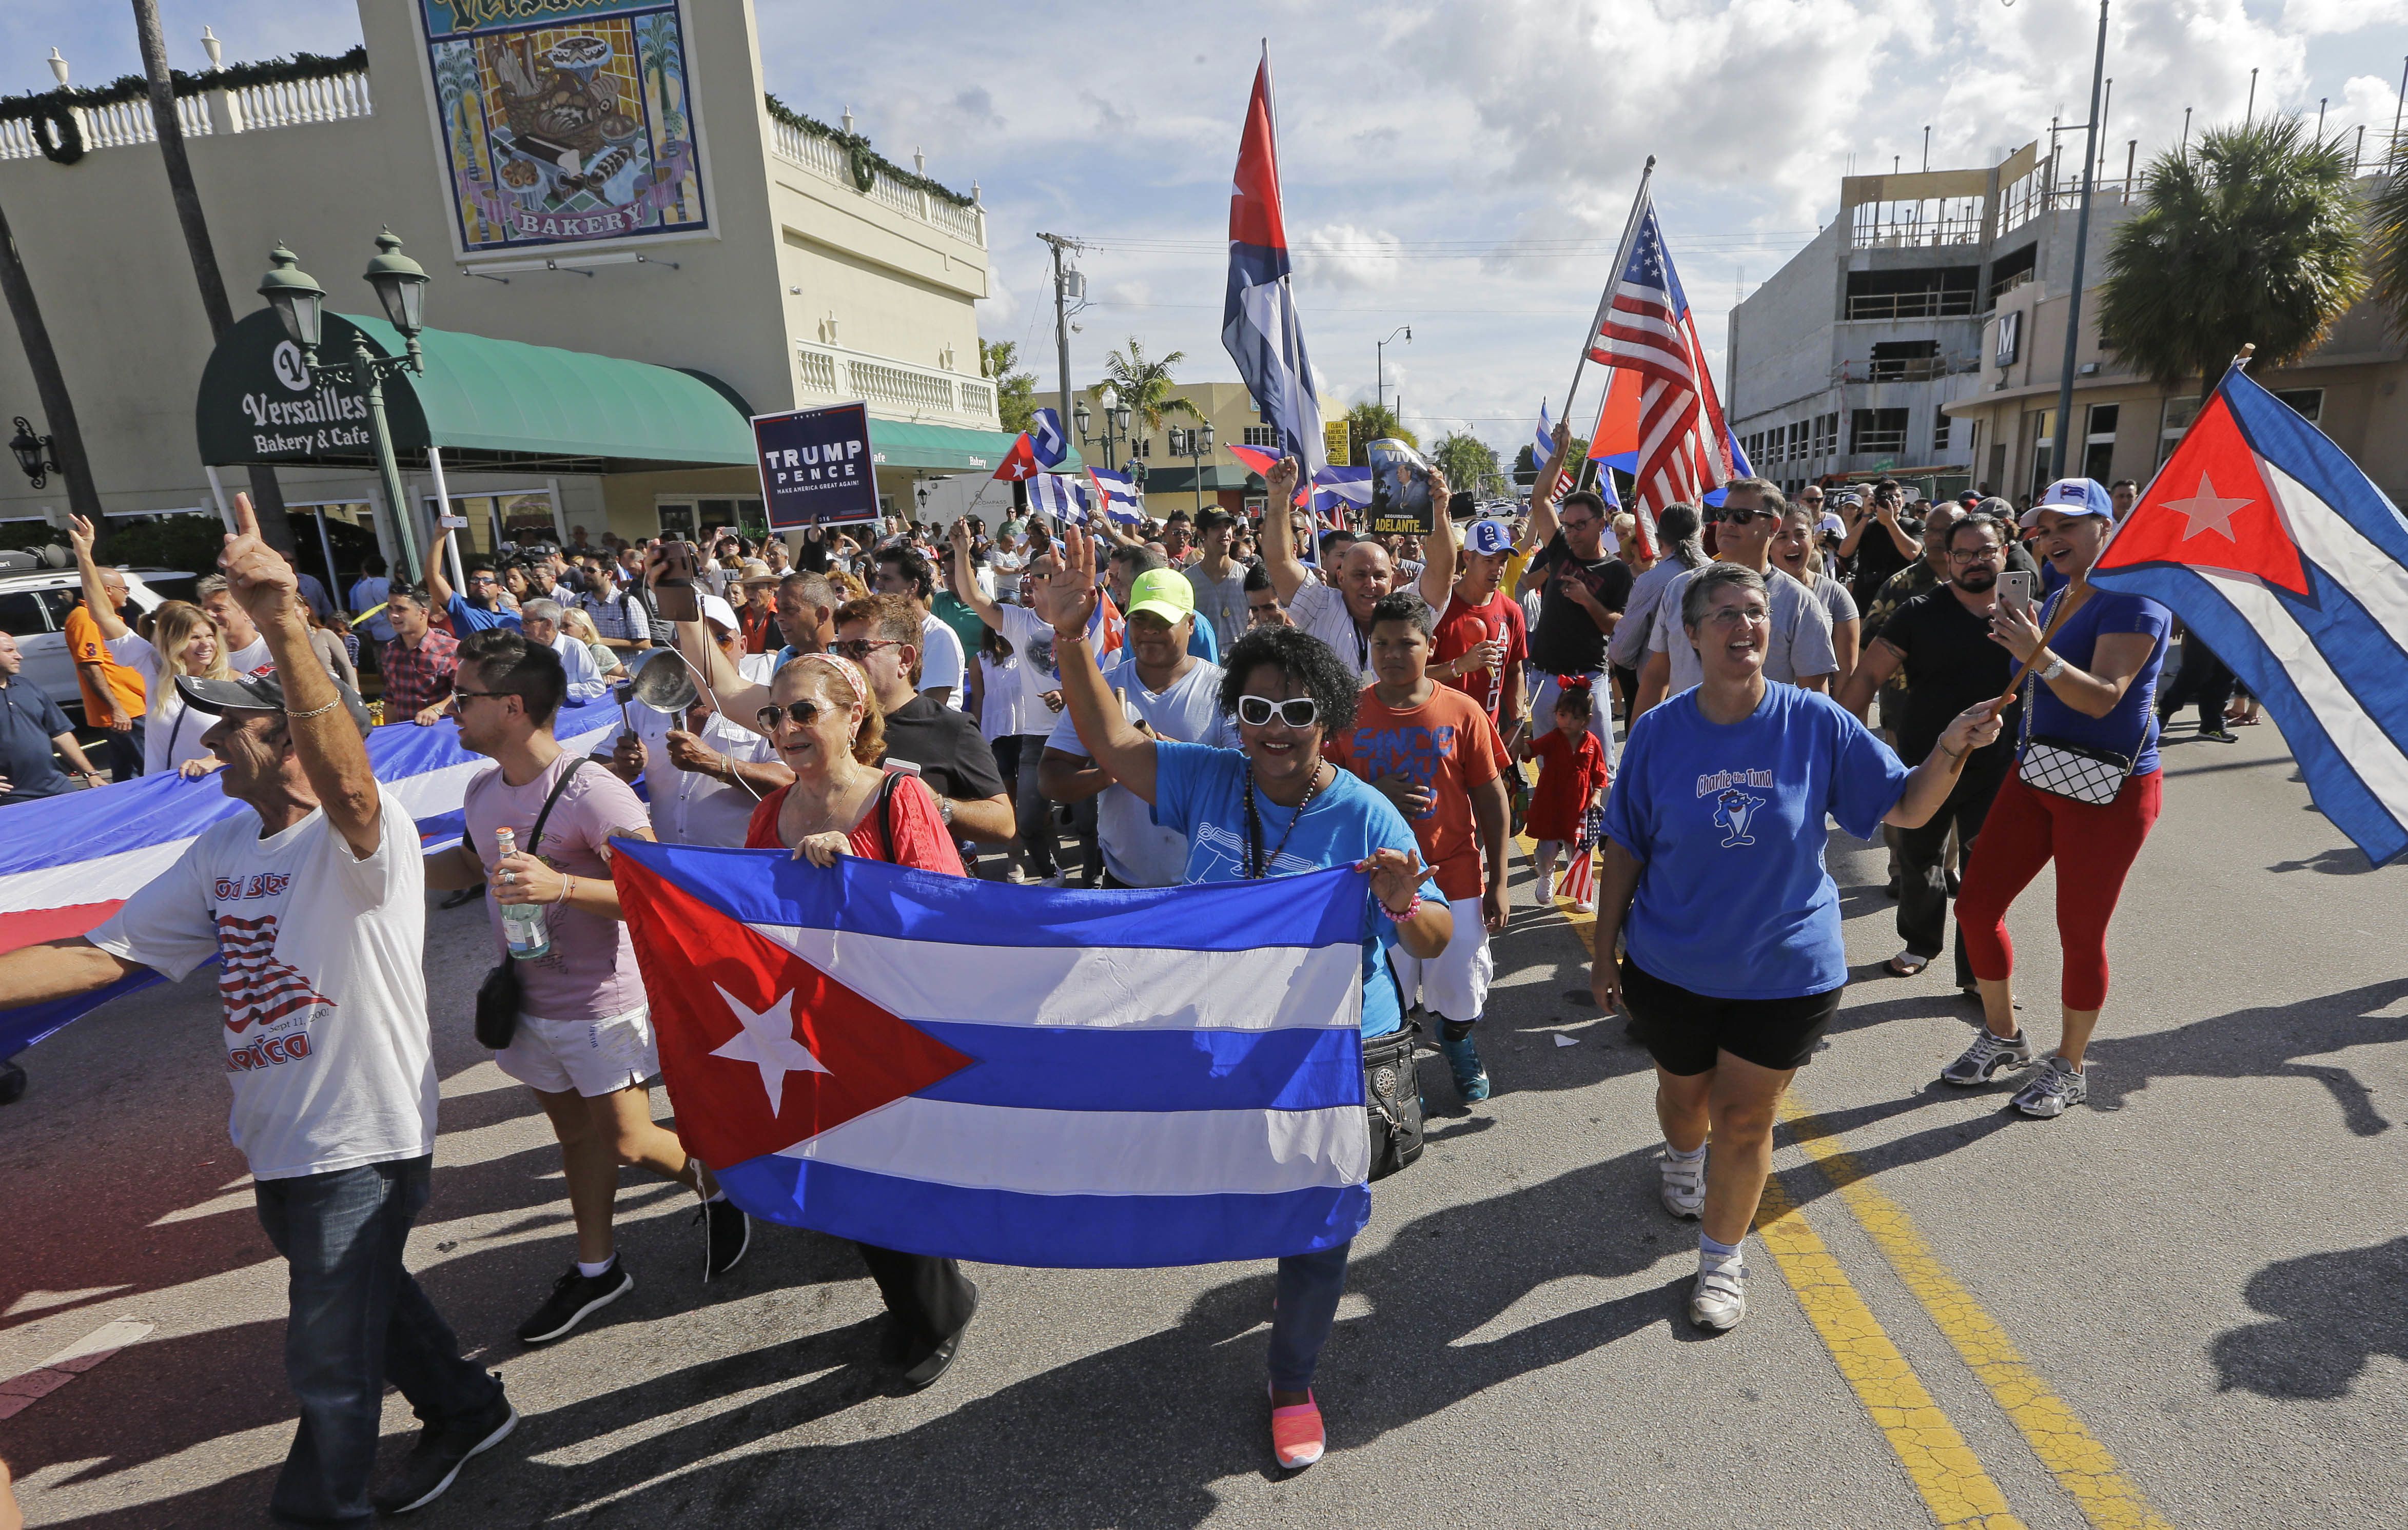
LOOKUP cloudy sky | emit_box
[10,1,2408,459]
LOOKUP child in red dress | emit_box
[1523,680,1609,909]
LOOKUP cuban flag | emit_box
[2087,363,2408,865]
[1227,442,1309,507]
[1029,407,1070,469]
[1088,468,1145,526]
[1029,470,1090,523]
[1222,47,1327,482]
[993,434,1041,482]
[1701,427,1755,511]
[611,841,1373,1266]
[1310,464,1373,524]
[0,697,622,1062]
[1531,401,1555,480]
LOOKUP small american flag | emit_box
[1584,191,1733,556]
[1555,805,1604,906]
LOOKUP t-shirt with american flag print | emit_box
[88,786,436,1181]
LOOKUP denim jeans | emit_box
[1889,749,2009,987]
[252,1155,502,1523]
[1268,1243,1351,1391]
[990,733,1060,876]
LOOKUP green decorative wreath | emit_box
[847,143,875,193]
[27,95,83,165]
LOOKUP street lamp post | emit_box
[1376,325,1411,419]
[258,231,430,576]
[1169,421,1216,516]
[1074,383,1132,489]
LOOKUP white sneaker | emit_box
[2010,1055,2089,1119]
[1571,898,1596,914]
[1657,1149,1706,1220]
[1690,1251,1747,1331]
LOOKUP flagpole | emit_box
[1561,154,1656,430]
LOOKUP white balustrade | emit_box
[769,113,986,251]
[0,66,369,160]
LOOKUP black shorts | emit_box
[1620,957,1845,1075]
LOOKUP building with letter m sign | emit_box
[755,402,880,528]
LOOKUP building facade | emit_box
[0,0,1006,567]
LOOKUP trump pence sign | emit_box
[754,402,880,528]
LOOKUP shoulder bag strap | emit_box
[875,768,903,863]
[521,758,586,861]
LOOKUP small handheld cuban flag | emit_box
[612,844,1375,1266]
[1029,471,1090,523]
[1310,464,1373,525]
[1533,401,1554,475]
[1029,407,1070,469]
[1088,468,1146,526]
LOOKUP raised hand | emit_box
[218,493,298,629]
[1046,526,1101,639]
[1266,455,1300,506]
[66,514,96,555]
[1424,463,1450,509]
[1356,845,1430,913]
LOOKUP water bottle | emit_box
[493,827,552,959]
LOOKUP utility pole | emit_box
[2052,0,2109,482]
[1035,232,1083,443]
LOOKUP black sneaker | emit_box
[699,1196,750,1281]
[516,1258,633,1345]
[898,1278,980,1391]
[370,1394,516,1515]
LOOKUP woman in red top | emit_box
[1523,679,1609,905]
[739,652,976,1386]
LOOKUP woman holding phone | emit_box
[1042,526,1453,1472]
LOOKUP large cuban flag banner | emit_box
[611,839,1374,1267]
[0,697,621,1061]
[2088,363,2408,866]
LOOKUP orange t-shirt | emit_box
[1323,684,1507,901]
[65,605,146,721]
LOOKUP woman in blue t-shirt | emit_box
[1589,562,2004,1333]
[1945,486,2171,1120]
[1042,529,1452,1473]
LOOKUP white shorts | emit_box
[1386,896,1494,1024]
[495,1005,659,1098]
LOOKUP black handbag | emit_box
[1361,1025,1425,1181]
[472,761,589,1051]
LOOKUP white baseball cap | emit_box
[700,593,742,632]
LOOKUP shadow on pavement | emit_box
[2208,1236,2408,1400]
[2084,977,2408,1135]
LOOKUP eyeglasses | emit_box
[468,574,499,586]
[1699,606,1771,631]
[1560,515,1600,532]
[1237,694,1319,728]
[1948,544,2005,561]
[756,699,830,731]
[1718,508,1777,526]
[451,686,515,705]
[830,638,902,661]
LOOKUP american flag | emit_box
[216,913,334,1033]
[1584,191,1733,557]
[1555,805,1604,906]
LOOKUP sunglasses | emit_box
[1237,694,1319,728]
[756,699,832,731]
[1718,508,1777,526]
[830,638,902,661]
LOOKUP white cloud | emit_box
[2283,0,2408,36]
[1297,225,1407,290]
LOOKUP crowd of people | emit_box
[0,431,2188,1515]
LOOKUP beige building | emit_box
[0,0,1011,567]
[1067,379,1348,521]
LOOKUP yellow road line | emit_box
[1514,835,2024,1527]
[1779,1099,2177,1530]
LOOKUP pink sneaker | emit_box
[1269,1388,1325,1469]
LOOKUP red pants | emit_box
[1953,768,2162,1011]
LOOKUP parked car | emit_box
[0,559,197,722]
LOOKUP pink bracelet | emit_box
[1381,889,1422,923]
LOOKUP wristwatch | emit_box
[2038,654,2067,682]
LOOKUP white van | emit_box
[0,561,198,721]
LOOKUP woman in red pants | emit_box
[1943,479,2171,1119]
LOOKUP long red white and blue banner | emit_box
[2089,364,2408,865]
[613,839,1373,1267]
[0,697,622,1060]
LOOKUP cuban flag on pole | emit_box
[612,841,1372,1266]
[1531,401,1554,478]
[1029,470,1090,523]
[2088,363,2408,865]
[1310,464,1373,524]
[0,697,622,1062]
[1222,46,1326,482]
[1029,407,1070,469]
[1088,468,1146,526]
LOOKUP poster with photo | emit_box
[419,0,710,256]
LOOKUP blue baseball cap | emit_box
[2022,477,2115,525]
[1464,518,1514,557]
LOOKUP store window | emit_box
[2082,403,2120,483]
[2025,407,2057,498]
[656,498,767,538]
[1242,425,1281,447]
[2158,396,2200,469]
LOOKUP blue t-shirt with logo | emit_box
[1602,684,1907,999]
[1150,739,1439,1038]
[445,593,522,634]
[2022,585,2170,776]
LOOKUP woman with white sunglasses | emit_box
[1043,526,1452,1473]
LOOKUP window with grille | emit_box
[1932,411,1953,459]
[1813,413,1838,458]
[1850,408,1909,456]
[1243,425,1281,447]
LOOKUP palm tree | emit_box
[2098,116,2364,393]
[2362,138,2408,338]
[1428,430,1499,499]
[1096,338,1202,435]
[981,338,1037,434]
[133,0,299,553]
[1344,401,1414,464]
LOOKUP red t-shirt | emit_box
[1430,587,1527,733]
[1323,685,1507,901]
[744,771,966,875]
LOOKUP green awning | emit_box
[197,309,756,473]
[866,418,1066,474]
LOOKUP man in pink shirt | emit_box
[423,629,749,1346]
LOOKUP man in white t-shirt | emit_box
[1257,455,1458,683]
[947,519,1067,879]
[1634,478,1839,718]
[1037,570,1233,887]
[872,542,965,709]
[0,496,514,1521]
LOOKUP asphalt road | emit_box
[3,715,2403,1529]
